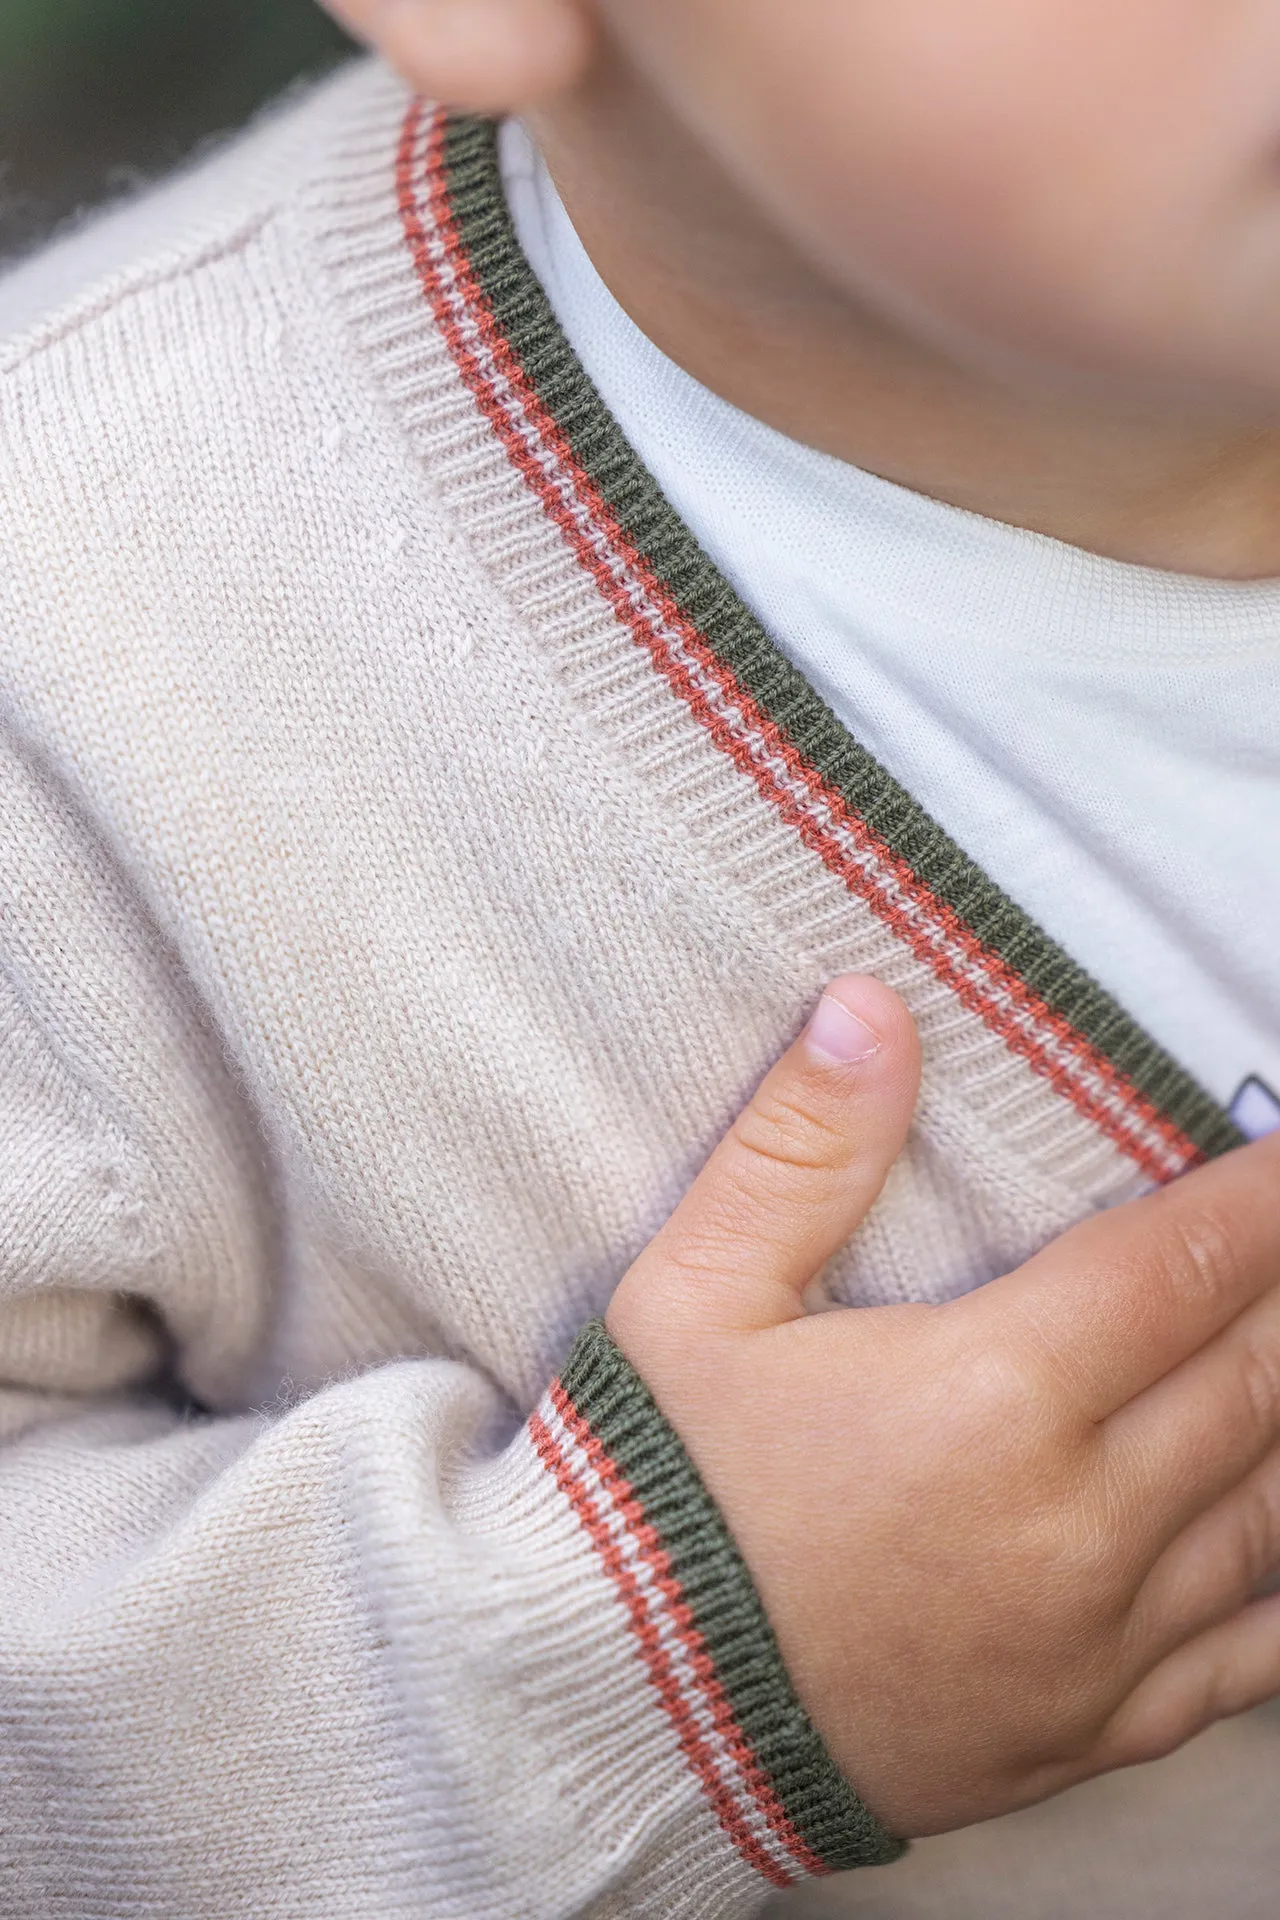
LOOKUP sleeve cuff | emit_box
[530,1319,906,1888]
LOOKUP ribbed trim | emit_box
[407,105,1239,1181]
[530,1321,904,1886]
[303,63,1239,1218]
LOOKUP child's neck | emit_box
[531,58,1280,581]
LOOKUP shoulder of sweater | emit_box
[0,55,381,370]
[0,53,433,606]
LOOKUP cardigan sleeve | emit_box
[0,741,899,1918]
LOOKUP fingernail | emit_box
[805,992,882,1065]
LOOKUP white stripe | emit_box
[536,1391,808,1881]
[416,125,1187,1185]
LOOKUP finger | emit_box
[971,1131,1280,1421]
[1105,1280,1280,1556]
[1100,1590,1280,1772]
[1131,1444,1280,1667]
[617,975,921,1335]
[323,0,594,112]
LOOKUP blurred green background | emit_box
[0,0,357,264]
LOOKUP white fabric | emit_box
[0,66,800,1919]
[501,124,1280,1125]
[2,62,1173,1917]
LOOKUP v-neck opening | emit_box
[389,101,1241,1183]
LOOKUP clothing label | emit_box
[1230,1077,1280,1141]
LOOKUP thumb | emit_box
[612,975,921,1339]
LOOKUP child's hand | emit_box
[607,975,1280,1839]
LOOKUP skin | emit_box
[329,0,1280,574]
[605,983,1280,1835]
[324,1,1280,1835]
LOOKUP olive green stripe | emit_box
[559,1321,905,1874]
[439,116,1239,1163]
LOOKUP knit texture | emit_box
[0,56,1259,1920]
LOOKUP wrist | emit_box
[555,1319,906,1881]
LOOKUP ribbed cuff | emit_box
[529,1320,905,1887]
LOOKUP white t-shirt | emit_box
[501,123,1280,1139]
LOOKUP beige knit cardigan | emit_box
[0,57,1273,1920]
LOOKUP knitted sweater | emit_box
[0,58,1267,1920]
